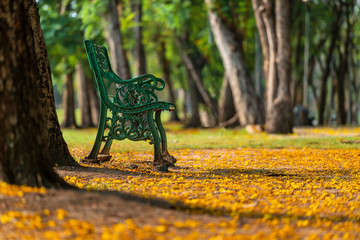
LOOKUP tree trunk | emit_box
[336,3,352,125]
[28,0,78,166]
[157,41,180,122]
[175,36,218,122]
[61,71,77,128]
[251,0,292,133]
[88,80,100,126]
[104,0,131,79]
[132,0,147,76]
[218,75,239,127]
[186,74,202,128]
[351,52,359,124]
[0,0,73,187]
[76,63,94,128]
[292,26,304,107]
[206,0,265,127]
[318,4,342,125]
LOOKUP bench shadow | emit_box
[56,165,144,177]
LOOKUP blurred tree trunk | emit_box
[252,0,292,133]
[318,5,341,125]
[88,81,100,126]
[350,51,359,124]
[175,35,218,125]
[0,0,74,186]
[29,0,78,166]
[335,2,353,125]
[157,41,180,122]
[218,75,239,127]
[104,0,131,79]
[186,74,202,128]
[206,0,265,127]
[115,0,123,18]
[292,26,304,107]
[76,63,94,128]
[61,71,77,129]
[59,0,77,130]
[132,0,147,76]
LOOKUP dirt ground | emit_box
[0,153,247,239]
[1,148,360,239]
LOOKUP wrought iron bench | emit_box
[82,40,177,170]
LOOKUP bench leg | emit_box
[147,110,168,169]
[82,103,111,163]
[155,111,177,166]
[100,139,113,156]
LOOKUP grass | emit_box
[62,123,360,153]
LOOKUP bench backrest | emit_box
[84,40,164,110]
[84,40,117,103]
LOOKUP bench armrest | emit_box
[102,70,165,91]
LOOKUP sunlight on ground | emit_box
[1,127,360,239]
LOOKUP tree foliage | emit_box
[38,0,360,128]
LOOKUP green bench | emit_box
[82,40,177,170]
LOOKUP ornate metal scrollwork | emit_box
[92,44,111,72]
[114,83,158,108]
[106,111,153,142]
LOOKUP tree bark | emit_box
[28,0,78,166]
[157,41,180,122]
[132,0,147,76]
[0,0,73,187]
[252,0,292,133]
[206,0,265,127]
[104,0,131,79]
[88,80,100,126]
[61,71,77,129]
[318,5,341,125]
[218,75,238,127]
[175,36,218,122]
[76,63,94,128]
[186,74,202,128]
[335,2,352,125]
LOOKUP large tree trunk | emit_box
[104,0,131,79]
[0,0,73,187]
[61,71,77,129]
[28,0,78,166]
[252,0,292,133]
[76,63,95,128]
[132,0,147,76]
[206,0,265,127]
[157,41,180,122]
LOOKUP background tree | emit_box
[0,0,73,186]
[252,0,293,133]
[104,0,131,79]
[205,0,265,127]
[39,0,100,129]
[37,0,360,130]
[132,0,147,76]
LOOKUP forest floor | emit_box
[1,127,360,239]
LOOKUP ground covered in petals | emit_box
[1,127,360,239]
